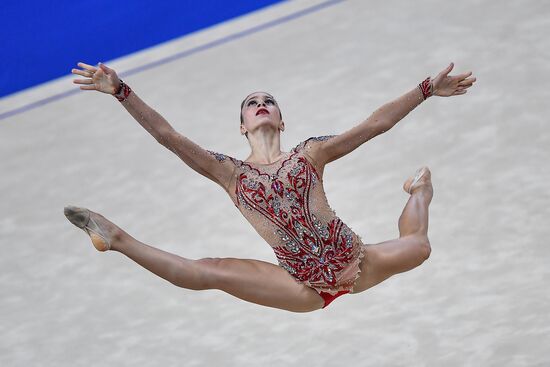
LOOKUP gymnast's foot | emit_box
[64,206,123,251]
[403,166,433,199]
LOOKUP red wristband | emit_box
[418,77,433,100]
[114,79,132,102]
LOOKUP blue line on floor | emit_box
[0,0,344,121]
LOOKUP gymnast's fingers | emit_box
[454,71,473,81]
[72,68,92,77]
[453,89,467,95]
[79,84,97,91]
[73,78,93,85]
[77,62,98,72]
[458,77,476,87]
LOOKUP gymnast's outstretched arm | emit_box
[310,63,476,166]
[71,62,235,190]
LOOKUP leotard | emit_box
[207,136,366,296]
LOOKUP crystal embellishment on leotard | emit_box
[234,142,361,291]
[206,150,227,162]
[312,135,337,142]
[312,214,329,240]
[288,161,306,178]
[291,135,337,151]
[271,197,282,217]
[276,229,299,253]
[271,180,283,196]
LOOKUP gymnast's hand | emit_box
[71,62,121,94]
[431,62,476,97]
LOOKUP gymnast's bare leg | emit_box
[351,166,433,293]
[64,207,324,313]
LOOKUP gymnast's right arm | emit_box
[71,62,234,189]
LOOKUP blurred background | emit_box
[0,0,284,97]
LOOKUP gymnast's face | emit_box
[240,92,284,139]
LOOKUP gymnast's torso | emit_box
[208,136,365,295]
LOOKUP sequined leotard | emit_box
[208,136,365,296]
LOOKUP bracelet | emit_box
[418,77,433,100]
[113,79,132,102]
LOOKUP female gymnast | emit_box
[65,61,475,312]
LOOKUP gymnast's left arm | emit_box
[312,62,476,165]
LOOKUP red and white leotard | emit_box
[208,136,365,295]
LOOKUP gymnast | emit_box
[65,61,475,312]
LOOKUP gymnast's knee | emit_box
[419,236,431,262]
[405,234,431,267]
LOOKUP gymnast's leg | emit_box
[64,207,324,313]
[351,167,433,293]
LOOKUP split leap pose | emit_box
[66,61,475,312]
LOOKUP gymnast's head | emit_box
[240,91,284,140]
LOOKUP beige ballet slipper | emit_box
[64,206,111,251]
[403,166,430,194]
